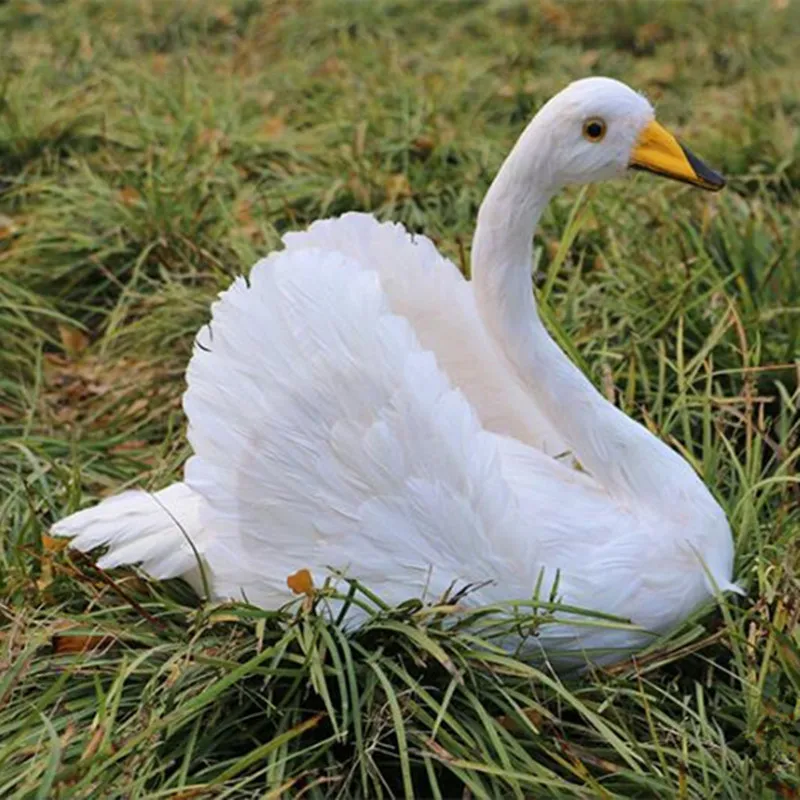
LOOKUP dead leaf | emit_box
[109,439,148,454]
[314,56,345,77]
[261,116,285,139]
[80,725,106,761]
[0,213,19,239]
[60,722,77,749]
[151,54,169,75]
[52,632,117,655]
[412,134,436,157]
[58,324,90,357]
[580,50,600,68]
[42,534,69,553]
[287,568,314,596]
[212,5,235,26]
[40,353,176,432]
[385,173,412,202]
[635,22,667,52]
[540,0,572,31]
[196,128,228,153]
[118,186,141,206]
[124,398,148,417]
[496,706,544,731]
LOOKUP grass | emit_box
[1,0,799,796]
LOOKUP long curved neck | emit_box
[471,120,701,507]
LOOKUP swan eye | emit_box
[582,118,607,142]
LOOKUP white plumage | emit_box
[54,78,739,663]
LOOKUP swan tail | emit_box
[52,483,207,588]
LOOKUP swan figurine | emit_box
[54,78,740,660]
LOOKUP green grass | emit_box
[1,0,799,796]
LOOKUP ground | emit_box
[1,0,799,797]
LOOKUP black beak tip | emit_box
[680,142,726,191]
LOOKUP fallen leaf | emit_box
[635,22,667,52]
[109,439,148,454]
[151,54,169,74]
[579,50,600,68]
[42,534,69,553]
[540,0,572,31]
[314,56,345,77]
[118,186,141,206]
[0,213,19,239]
[287,568,314,596]
[80,725,106,761]
[385,173,412,201]
[58,324,90,357]
[496,706,544,731]
[196,128,228,153]
[411,134,436,157]
[212,5,235,26]
[52,632,117,655]
[261,116,285,139]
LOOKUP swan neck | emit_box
[471,121,704,508]
[472,123,556,331]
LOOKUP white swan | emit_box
[54,78,739,660]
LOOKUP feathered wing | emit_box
[52,216,564,603]
[181,246,553,610]
[282,213,568,456]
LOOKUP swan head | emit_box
[530,77,725,192]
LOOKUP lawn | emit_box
[1,0,799,796]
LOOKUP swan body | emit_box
[54,78,738,661]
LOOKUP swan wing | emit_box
[182,247,543,609]
[282,213,567,456]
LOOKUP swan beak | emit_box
[629,120,725,191]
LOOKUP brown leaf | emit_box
[286,568,314,596]
[412,134,436,157]
[261,116,285,139]
[385,173,412,202]
[52,632,117,655]
[58,324,90,357]
[212,5,235,26]
[42,534,69,553]
[0,213,19,239]
[314,56,345,77]
[151,54,169,75]
[496,706,544,731]
[109,439,148,454]
[196,128,228,153]
[635,22,667,51]
[123,398,149,418]
[118,186,141,206]
[540,0,572,31]
[579,49,600,68]
[81,725,106,761]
